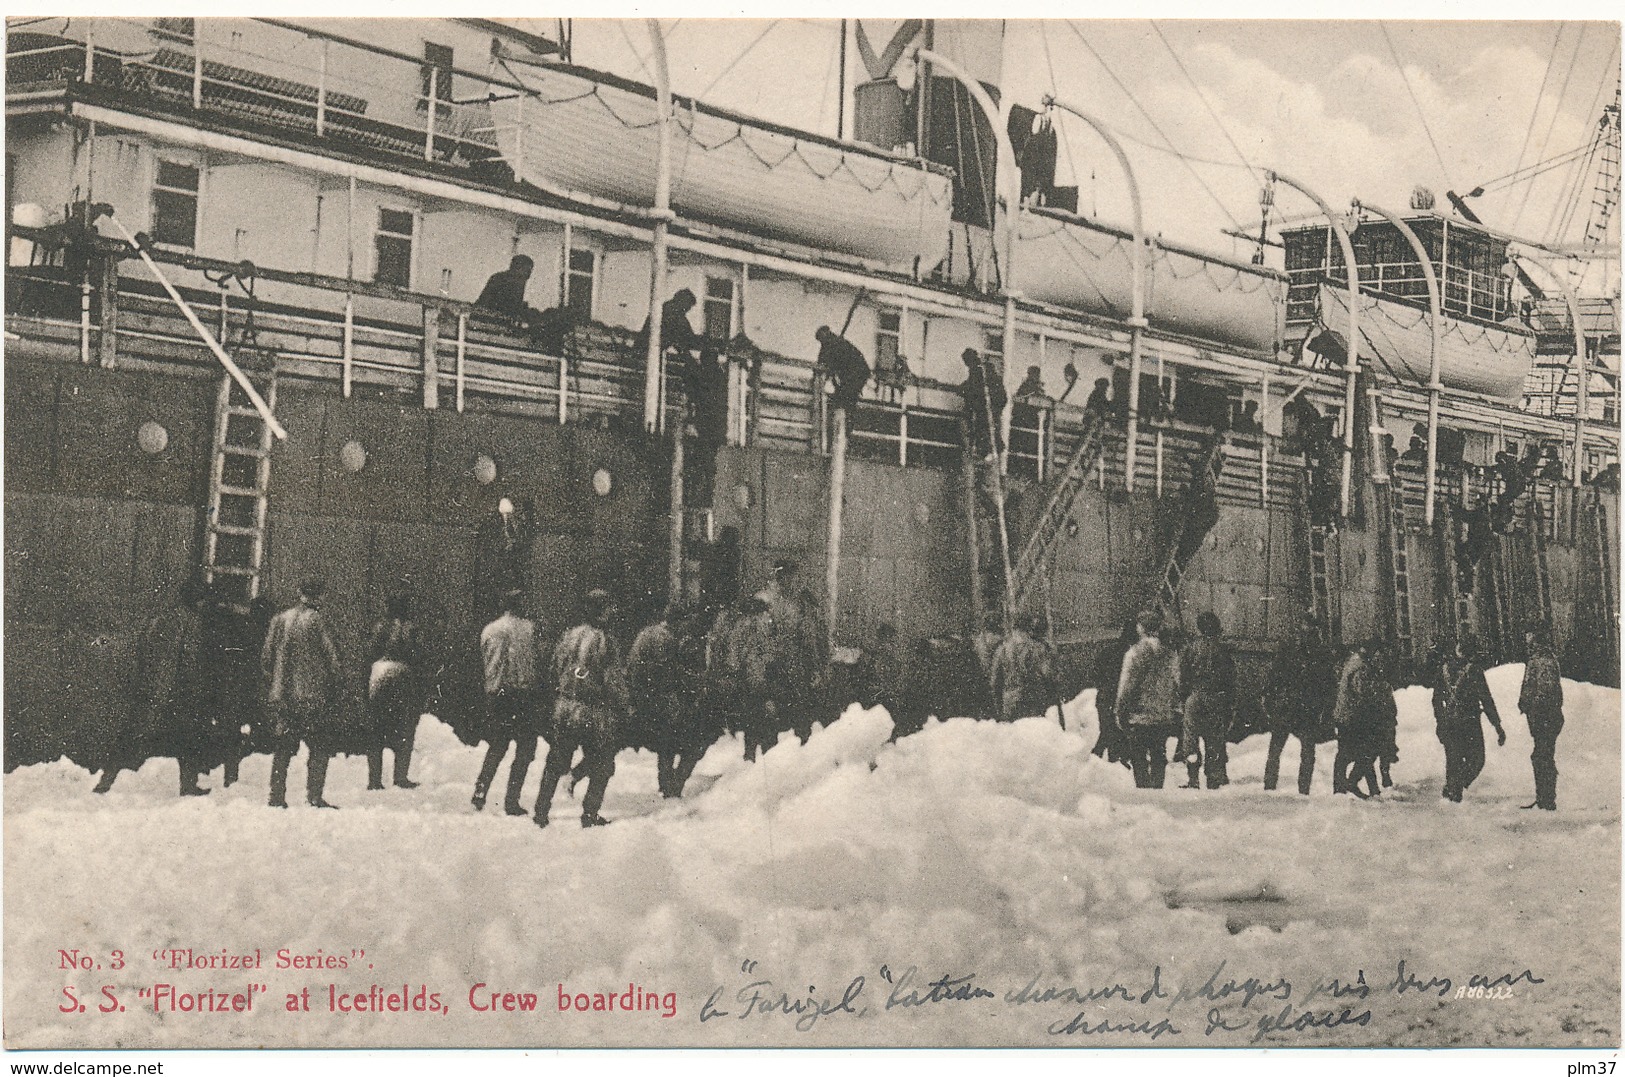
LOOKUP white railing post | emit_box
[455,310,467,412]
[514,92,525,168]
[192,43,203,109]
[341,295,354,397]
[424,68,437,162]
[79,265,92,364]
[315,39,328,137]
[558,356,569,424]
[83,28,93,84]
[899,402,909,467]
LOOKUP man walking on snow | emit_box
[474,589,546,816]
[1430,633,1506,803]
[535,589,625,828]
[263,579,344,810]
[1517,628,1564,811]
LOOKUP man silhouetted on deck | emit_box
[961,348,1007,461]
[814,325,872,413]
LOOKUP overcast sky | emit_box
[566,15,1619,294]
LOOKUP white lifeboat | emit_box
[1316,284,1539,401]
[1016,206,1287,354]
[496,63,954,269]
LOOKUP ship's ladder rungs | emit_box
[204,365,278,608]
[1156,433,1228,614]
[1385,473,1415,660]
[1008,414,1104,611]
[1589,496,1618,666]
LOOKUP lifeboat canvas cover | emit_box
[1317,284,1539,402]
[1017,206,1287,354]
[495,64,954,269]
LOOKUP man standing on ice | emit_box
[1175,611,1235,790]
[1331,638,1394,799]
[628,602,700,799]
[1115,610,1178,789]
[1429,633,1505,803]
[1261,616,1335,794]
[535,589,624,828]
[757,560,824,746]
[262,579,344,810]
[473,589,545,815]
[1517,628,1564,811]
[990,614,1060,723]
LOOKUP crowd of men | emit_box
[1091,607,1567,810]
[100,558,1570,826]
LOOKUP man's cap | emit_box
[299,578,327,599]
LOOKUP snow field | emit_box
[4,665,1618,1048]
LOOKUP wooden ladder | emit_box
[1154,433,1229,616]
[203,365,278,608]
[962,423,1015,628]
[1528,502,1554,632]
[1382,475,1415,662]
[1299,464,1340,647]
[1436,497,1472,647]
[1588,496,1619,673]
[1008,415,1104,612]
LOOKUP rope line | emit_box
[1513,24,1588,234]
[1149,21,1261,185]
[1064,21,1246,232]
[1500,24,1565,225]
[1378,22,1455,192]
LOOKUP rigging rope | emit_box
[1064,21,1246,232]
[1038,23,1081,198]
[1378,22,1455,192]
[1513,24,1588,234]
[1500,24,1565,224]
[1149,21,1262,185]
[695,20,780,102]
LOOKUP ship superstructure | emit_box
[4,17,1619,764]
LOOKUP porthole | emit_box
[137,421,169,454]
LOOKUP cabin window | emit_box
[151,159,199,249]
[152,18,194,44]
[875,309,902,371]
[982,328,1004,365]
[565,247,596,320]
[421,43,454,108]
[703,276,734,341]
[374,208,415,289]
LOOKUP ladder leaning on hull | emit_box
[1585,494,1619,676]
[203,364,278,608]
[961,421,1015,630]
[1298,464,1340,647]
[1154,432,1228,619]
[1379,473,1416,664]
[1007,414,1104,613]
[1435,497,1472,649]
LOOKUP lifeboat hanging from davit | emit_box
[492,61,955,270]
[1016,205,1290,355]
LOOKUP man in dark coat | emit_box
[365,589,428,791]
[1262,617,1336,794]
[683,345,731,508]
[96,579,215,797]
[535,589,625,828]
[1175,611,1236,790]
[473,589,545,815]
[1083,377,1113,423]
[476,255,537,322]
[1431,633,1506,802]
[1331,638,1393,799]
[757,560,825,746]
[262,579,344,809]
[814,325,872,413]
[639,288,702,367]
[961,348,1007,460]
[628,602,702,798]
[855,622,905,718]
[1518,628,1564,811]
[990,614,1060,723]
